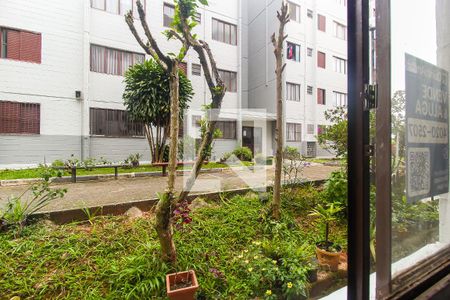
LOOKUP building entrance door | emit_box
[242,127,262,155]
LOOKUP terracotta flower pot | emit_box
[315,242,342,271]
[166,270,199,300]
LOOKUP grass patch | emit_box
[0,190,346,299]
[0,162,254,181]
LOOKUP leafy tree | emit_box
[123,59,193,162]
[271,2,290,220]
[317,106,348,159]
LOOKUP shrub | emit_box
[0,166,67,236]
[255,153,273,165]
[322,169,348,209]
[125,153,142,167]
[232,146,253,162]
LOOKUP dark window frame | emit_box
[215,120,237,140]
[212,18,238,46]
[89,107,144,138]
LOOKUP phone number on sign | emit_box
[407,118,449,144]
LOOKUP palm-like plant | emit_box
[309,203,343,252]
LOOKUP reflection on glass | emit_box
[391,0,449,277]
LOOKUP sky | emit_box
[391,0,437,92]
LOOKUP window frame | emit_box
[333,56,347,74]
[317,88,326,105]
[218,69,237,93]
[286,123,302,142]
[318,14,326,32]
[192,63,202,76]
[0,27,42,64]
[333,21,347,40]
[333,91,348,106]
[286,82,301,102]
[317,51,326,68]
[307,124,315,135]
[215,120,237,140]
[163,3,175,28]
[307,85,313,95]
[288,2,301,23]
[90,44,145,76]
[212,18,238,46]
[89,107,144,138]
[90,0,145,18]
[287,42,301,62]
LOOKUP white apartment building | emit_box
[0,0,346,167]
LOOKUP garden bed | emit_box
[0,188,347,299]
[0,162,254,181]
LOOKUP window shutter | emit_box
[20,31,41,63]
[6,30,21,60]
[318,51,326,68]
[318,14,326,32]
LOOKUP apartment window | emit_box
[216,121,237,139]
[333,21,347,40]
[286,83,301,102]
[163,3,175,27]
[317,88,326,105]
[307,47,313,57]
[0,101,40,134]
[287,123,302,142]
[317,51,326,68]
[318,14,326,32]
[307,86,313,95]
[307,124,315,135]
[193,12,201,23]
[333,91,348,106]
[0,27,41,63]
[91,0,145,17]
[192,63,201,76]
[90,45,144,76]
[218,69,237,92]
[288,2,301,23]
[333,56,347,74]
[212,18,237,46]
[287,42,300,62]
[92,0,106,10]
[307,9,313,18]
[336,0,347,6]
[120,0,132,15]
[90,108,144,137]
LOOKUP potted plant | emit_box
[166,270,199,300]
[309,203,343,271]
[125,153,142,168]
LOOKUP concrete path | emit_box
[0,165,338,212]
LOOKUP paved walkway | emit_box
[0,165,338,212]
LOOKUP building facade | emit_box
[0,0,346,168]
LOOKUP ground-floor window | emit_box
[90,107,144,137]
[215,120,237,139]
[0,100,40,134]
[286,123,302,141]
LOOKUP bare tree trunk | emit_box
[272,3,289,220]
[144,124,155,162]
[154,64,179,263]
[177,107,221,202]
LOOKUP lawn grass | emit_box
[0,161,254,181]
[0,190,347,299]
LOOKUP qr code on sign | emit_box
[407,148,430,197]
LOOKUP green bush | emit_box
[232,146,253,162]
[322,169,348,209]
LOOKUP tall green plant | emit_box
[123,60,193,162]
[0,166,67,235]
[309,203,343,251]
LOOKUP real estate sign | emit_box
[405,54,449,203]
